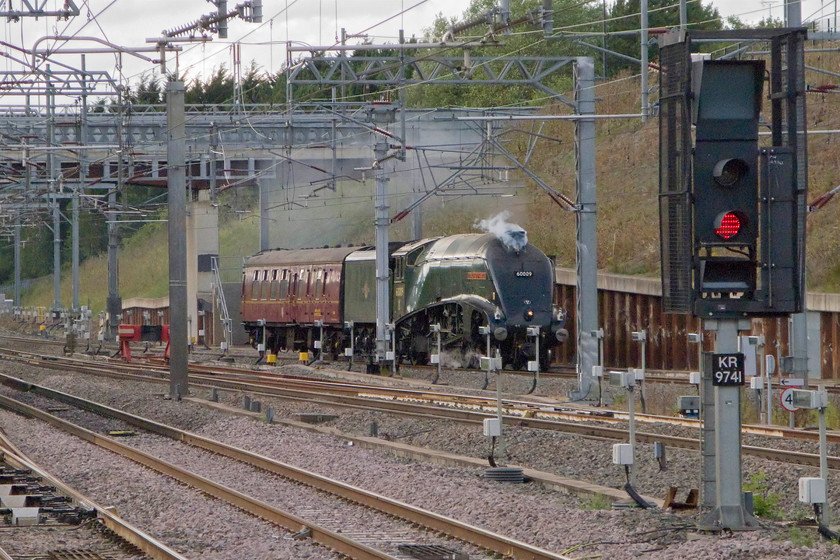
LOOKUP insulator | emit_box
[164,19,202,38]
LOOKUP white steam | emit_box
[475,211,528,252]
[438,349,477,369]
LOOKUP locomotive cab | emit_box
[392,233,565,369]
[484,241,555,332]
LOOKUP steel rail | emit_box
[2,350,838,459]
[137,369,840,446]
[0,377,573,560]
[0,392,400,560]
[3,336,840,392]
[134,366,840,443]
[0,434,188,560]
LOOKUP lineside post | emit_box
[167,79,189,400]
[699,318,758,530]
[370,106,395,369]
[571,57,598,402]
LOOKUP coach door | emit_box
[393,255,406,318]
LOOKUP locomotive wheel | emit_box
[462,344,480,369]
[541,348,552,370]
[409,349,428,366]
[511,348,525,371]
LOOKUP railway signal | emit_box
[691,60,762,316]
[659,28,808,532]
[660,55,805,318]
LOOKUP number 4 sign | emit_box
[780,388,798,412]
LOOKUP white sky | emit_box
[0,0,831,93]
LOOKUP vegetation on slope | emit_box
[20,194,260,309]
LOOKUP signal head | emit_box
[713,158,748,187]
[713,210,747,240]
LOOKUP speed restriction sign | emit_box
[780,388,798,412]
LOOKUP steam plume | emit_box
[475,211,528,252]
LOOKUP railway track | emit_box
[0,433,186,560]
[1,343,832,444]
[5,330,840,391]
[0,343,837,471]
[0,376,572,560]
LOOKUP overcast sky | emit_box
[0,0,831,93]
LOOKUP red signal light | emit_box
[715,212,742,240]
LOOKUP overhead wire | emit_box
[1,1,834,232]
[0,0,818,111]
[274,0,650,109]
[123,0,671,124]
[118,0,431,108]
[234,0,822,212]
[164,0,433,103]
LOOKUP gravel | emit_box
[0,333,838,558]
[0,522,149,560]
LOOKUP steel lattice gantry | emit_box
[0,105,514,191]
[0,1,79,19]
[288,56,577,106]
[287,49,599,396]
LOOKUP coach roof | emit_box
[244,246,363,268]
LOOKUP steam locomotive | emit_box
[240,233,567,368]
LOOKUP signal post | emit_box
[658,28,807,531]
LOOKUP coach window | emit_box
[322,269,329,297]
[297,269,305,300]
[304,269,312,299]
[291,273,298,298]
[261,270,269,300]
[270,270,280,300]
[254,272,262,301]
[279,270,288,299]
[314,270,323,300]
[251,270,260,300]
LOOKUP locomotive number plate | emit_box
[515,271,533,277]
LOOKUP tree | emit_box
[405,0,600,108]
[607,0,723,76]
[240,62,275,104]
[127,72,164,106]
[185,66,234,105]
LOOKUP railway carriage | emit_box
[241,246,354,352]
[241,233,567,368]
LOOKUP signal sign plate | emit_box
[711,353,745,386]
[780,388,798,412]
[779,377,805,387]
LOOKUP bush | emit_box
[580,493,612,510]
[788,526,815,548]
[744,472,782,519]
